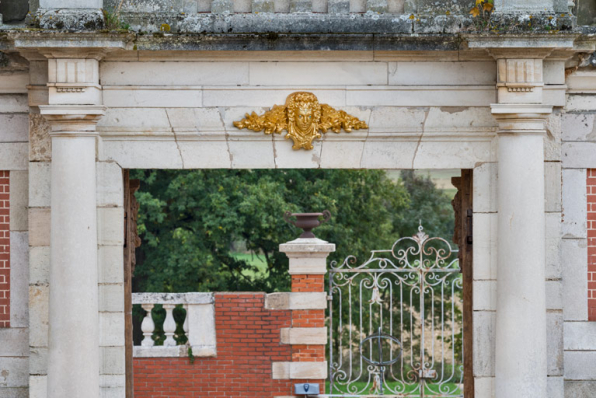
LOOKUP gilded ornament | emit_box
[233,92,368,150]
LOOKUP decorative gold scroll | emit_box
[233,92,368,150]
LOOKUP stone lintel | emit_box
[272,361,327,379]
[280,327,327,345]
[264,292,327,310]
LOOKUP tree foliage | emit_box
[131,169,455,294]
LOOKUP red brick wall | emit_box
[0,171,9,328]
[290,275,326,364]
[133,292,320,398]
[588,169,596,321]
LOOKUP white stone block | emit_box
[9,170,28,232]
[473,311,495,377]
[28,208,50,247]
[547,312,564,376]
[561,168,587,239]
[288,257,328,275]
[562,113,596,142]
[545,111,563,162]
[544,61,565,85]
[0,114,28,143]
[273,135,323,169]
[101,140,184,169]
[564,352,596,380]
[545,162,562,212]
[546,212,562,280]
[99,312,125,347]
[29,246,50,285]
[98,207,124,246]
[474,377,495,398]
[562,239,588,321]
[97,162,123,208]
[29,285,49,347]
[547,376,564,398]
[368,107,427,133]
[100,387,126,398]
[474,162,498,213]
[565,94,596,112]
[473,280,496,311]
[562,142,596,168]
[178,141,232,169]
[360,140,418,169]
[280,327,327,345]
[0,358,28,387]
[346,86,496,107]
[204,87,346,107]
[546,280,563,310]
[100,62,249,86]
[98,246,124,284]
[264,292,327,310]
[100,346,125,375]
[28,162,51,208]
[29,347,47,375]
[0,143,28,170]
[249,62,388,86]
[10,232,29,328]
[228,138,276,169]
[388,62,496,86]
[99,284,125,313]
[564,381,596,396]
[103,88,202,108]
[425,106,497,130]
[413,141,492,169]
[0,328,28,356]
[100,374,126,388]
[319,140,366,169]
[564,322,596,350]
[187,302,217,356]
[0,94,28,113]
[133,346,187,358]
[272,361,327,379]
[98,108,171,133]
[29,375,47,398]
[473,212,497,281]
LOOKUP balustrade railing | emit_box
[132,292,216,357]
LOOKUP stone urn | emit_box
[284,210,331,239]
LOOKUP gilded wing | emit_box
[319,104,368,134]
[233,105,288,135]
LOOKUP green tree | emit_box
[131,169,454,294]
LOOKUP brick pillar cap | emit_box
[279,238,335,254]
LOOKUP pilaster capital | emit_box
[40,105,105,137]
[491,104,552,135]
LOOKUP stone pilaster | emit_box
[271,237,334,387]
[40,104,105,398]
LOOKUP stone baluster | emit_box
[141,304,155,347]
[183,303,190,340]
[163,304,177,346]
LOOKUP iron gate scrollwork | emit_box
[328,225,464,397]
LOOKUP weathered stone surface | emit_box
[29,247,50,285]
[564,352,596,380]
[99,312,125,347]
[280,327,327,345]
[0,0,29,22]
[328,0,349,13]
[0,358,28,388]
[10,232,29,328]
[473,311,495,377]
[562,168,587,239]
[562,113,596,142]
[272,361,327,379]
[29,114,51,162]
[99,284,125,312]
[96,162,123,208]
[564,322,596,350]
[28,285,49,347]
[547,312,563,376]
[28,162,50,208]
[0,115,28,143]
[33,8,105,31]
[97,207,124,246]
[9,170,28,232]
[28,208,50,247]
[252,0,275,12]
[0,143,27,171]
[562,238,587,321]
[0,328,28,356]
[100,346,125,375]
[564,381,596,397]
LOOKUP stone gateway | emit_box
[0,0,595,397]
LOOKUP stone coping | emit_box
[132,292,214,305]
[133,345,216,358]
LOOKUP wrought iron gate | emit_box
[328,225,464,397]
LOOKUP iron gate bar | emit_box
[328,225,464,398]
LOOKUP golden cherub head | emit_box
[233,91,368,150]
[285,92,322,150]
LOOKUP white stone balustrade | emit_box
[132,293,217,358]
